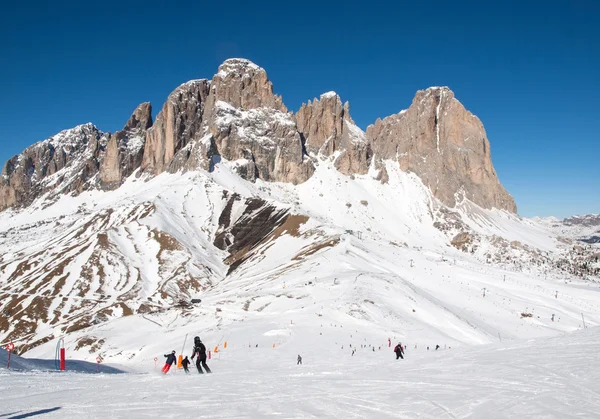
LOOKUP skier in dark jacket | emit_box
[162,350,177,374]
[191,336,211,374]
[181,356,191,373]
[394,342,404,360]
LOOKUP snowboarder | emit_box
[394,342,404,360]
[297,354,302,365]
[162,350,177,374]
[181,356,191,373]
[191,336,211,374]
[435,344,440,350]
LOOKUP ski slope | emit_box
[2,328,599,418]
[1,158,599,418]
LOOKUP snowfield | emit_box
[1,158,599,418]
[2,328,599,418]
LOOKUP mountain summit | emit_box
[0,58,514,213]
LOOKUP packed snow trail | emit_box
[2,328,599,418]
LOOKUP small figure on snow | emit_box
[162,350,177,374]
[435,345,440,351]
[191,336,212,374]
[182,356,191,373]
[394,342,404,360]
[297,354,302,365]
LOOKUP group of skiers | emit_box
[161,336,436,373]
[162,336,211,374]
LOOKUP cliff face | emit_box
[101,102,153,189]
[295,92,371,175]
[367,87,516,212]
[0,62,516,214]
[0,123,105,211]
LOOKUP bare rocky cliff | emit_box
[295,92,371,175]
[367,87,516,212]
[0,61,516,214]
[101,102,153,189]
[0,123,106,211]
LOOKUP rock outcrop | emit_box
[168,58,314,184]
[0,123,106,211]
[142,80,210,174]
[0,61,517,214]
[295,92,371,175]
[100,102,153,189]
[367,87,516,212]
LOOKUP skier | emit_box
[394,342,404,360]
[435,344,440,350]
[162,350,177,374]
[191,336,211,374]
[297,354,302,365]
[181,356,191,373]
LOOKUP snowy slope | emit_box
[1,156,599,417]
[0,157,597,360]
[2,327,599,418]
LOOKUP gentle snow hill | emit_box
[1,327,599,418]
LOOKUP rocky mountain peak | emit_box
[141,79,211,174]
[0,123,106,211]
[123,102,153,132]
[207,59,286,112]
[0,61,517,215]
[295,92,370,175]
[367,86,516,212]
[100,103,154,189]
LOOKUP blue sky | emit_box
[1,0,598,218]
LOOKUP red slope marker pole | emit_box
[60,347,66,371]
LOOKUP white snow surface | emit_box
[1,157,599,418]
[1,328,599,418]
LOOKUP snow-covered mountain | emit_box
[0,59,598,366]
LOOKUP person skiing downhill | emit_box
[182,356,191,373]
[297,354,302,365]
[394,342,404,360]
[162,350,177,374]
[191,336,211,374]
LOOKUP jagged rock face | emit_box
[150,59,314,184]
[295,92,371,175]
[366,87,516,212]
[100,102,153,189]
[0,123,105,211]
[142,80,210,174]
[205,101,314,184]
[0,60,517,215]
[204,58,287,113]
[202,59,313,184]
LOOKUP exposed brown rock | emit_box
[142,80,210,174]
[206,101,314,183]
[0,123,105,211]
[367,87,516,212]
[295,92,371,175]
[100,102,152,189]
[204,58,287,113]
